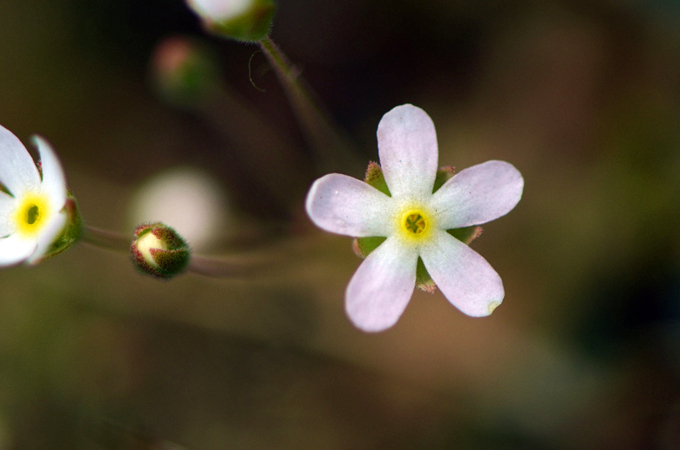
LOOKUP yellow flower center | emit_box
[13,193,51,238]
[404,212,427,235]
[398,208,434,242]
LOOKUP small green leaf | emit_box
[416,257,436,293]
[42,192,84,261]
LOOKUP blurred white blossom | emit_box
[128,167,229,251]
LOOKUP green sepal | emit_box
[447,226,483,245]
[433,166,455,193]
[352,236,386,259]
[205,0,277,43]
[41,192,84,262]
[364,161,391,196]
[415,257,436,293]
[151,247,191,277]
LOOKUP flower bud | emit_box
[131,223,190,279]
[150,36,220,108]
[186,0,276,42]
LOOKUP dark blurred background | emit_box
[1,0,680,448]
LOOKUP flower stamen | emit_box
[405,213,426,235]
[399,209,432,241]
[27,205,40,224]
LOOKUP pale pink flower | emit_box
[306,104,524,332]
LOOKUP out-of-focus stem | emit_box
[200,84,312,212]
[258,36,362,175]
[187,253,274,278]
[82,226,129,252]
[82,225,278,278]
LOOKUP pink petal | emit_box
[421,230,504,317]
[306,173,393,237]
[377,104,438,200]
[430,160,523,229]
[345,236,418,332]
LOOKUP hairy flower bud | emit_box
[131,223,190,279]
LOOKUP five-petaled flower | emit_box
[0,125,69,265]
[305,104,524,332]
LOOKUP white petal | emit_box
[421,230,504,317]
[377,104,438,200]
[306,173,393,237]
[188,0,251,21]
[0,234,37,266]
[430,160,523,229]
[32,136,67,209]
[0,124,40,197]
[345,236,418,332]
[25,209,68,265]
[0,191,17,236]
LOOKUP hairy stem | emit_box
[258,36,362,175]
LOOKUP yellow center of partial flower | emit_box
[398,208,434,242]
[13,193,51,238]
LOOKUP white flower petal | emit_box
[0,124,40,197]
[430,160,523,229]
[25,209,68,265]
[377,104,438,200]
[421,230,504,317]
[0,234,37,266]
[345,236,418,332]
[188,0,251,21]
[0,191,16,236]
[306,173,393,237]
[32,136,67,209]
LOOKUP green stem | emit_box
[82,226,129,253]
[258,36,362,175]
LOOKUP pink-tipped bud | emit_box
[150,36,220,108]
